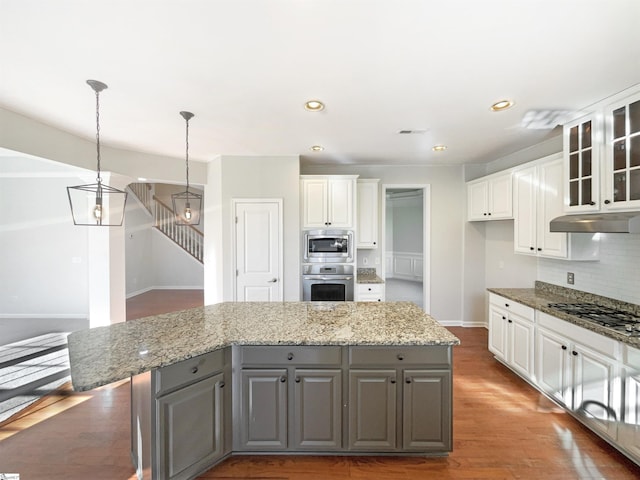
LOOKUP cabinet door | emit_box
[537,157,568,258]
[402,369,451,451]
[488,173,513,219]
[603,92,640,210]
[240,369,288,450]
[621,361,640,462]
[357,180,379,248]
[508,315,535,380]
[156,373,224,480]
[535,327,570,406]
[327,178,354,228]
[571,344,619,439]
[488,304,508,361]
[301,179,328,228]
[292,369,342,450]
[467,180,489,220]
[513,165,537,254]
[564,113,600,212]
[348,370,397,450]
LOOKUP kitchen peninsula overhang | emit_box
[67,301,460,392]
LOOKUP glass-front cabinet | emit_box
[564,113,601,212]
[603,92,640,210]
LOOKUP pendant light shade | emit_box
[172,111,202,226]
[67,80,127,226]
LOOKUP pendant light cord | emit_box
[95,88,102,185]
[184,116,190,194]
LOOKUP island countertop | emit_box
[67,301,460,392]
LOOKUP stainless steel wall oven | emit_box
[302,264,354,301]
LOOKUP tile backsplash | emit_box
[537,233,640,305]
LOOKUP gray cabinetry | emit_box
[236,345,343,452]
[348,346,452,452]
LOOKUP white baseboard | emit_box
[126,285,204,299]
[0,313,87,319]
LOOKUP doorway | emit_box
[381,185,430,312]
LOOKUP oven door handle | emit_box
[303,276,353,281]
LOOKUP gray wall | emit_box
[388,195,423,254]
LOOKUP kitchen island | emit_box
[67,301,460,480]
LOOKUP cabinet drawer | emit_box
[349,346,451,367]
[239,345,343,366]
[489,293,533,321]
[155,348,226,396]
[357,284,384,294]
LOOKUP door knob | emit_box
[268,278,278,283]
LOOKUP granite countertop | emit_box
[357,267,384,284]
[488,281,640,348]
[67,301,459,392]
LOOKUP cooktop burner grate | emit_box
[548,303,640,336]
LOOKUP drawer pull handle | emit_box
[280,376,287,383]
[287,352,294,361]
[397,354,405,361]
[191,366,199,374]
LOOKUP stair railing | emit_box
[154,196,204,263]
[128,182,153,215]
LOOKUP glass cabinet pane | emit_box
[581,179,592,205]
[613,140,626,170]
[581,121,592,148]
[581,150,592,176]
[613,107,626,139]
[614,172,626,202]
[631,170,640,201]
[570,126,579,152]
[569,180,579,206]
[631,135,640,168]
[570,153,579,179]
[630,100,640,134]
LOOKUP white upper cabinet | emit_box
[514,154,599,260]
[602,91,640,211]
[357,179,379,248]
[563,112,601,213]
[466,171,513,221]
[301,175,357,229]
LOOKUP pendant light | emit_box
[67,80,127,226]
[172,111,202,226]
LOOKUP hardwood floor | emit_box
[1,293,638,479]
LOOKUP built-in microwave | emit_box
[303,230,354,263]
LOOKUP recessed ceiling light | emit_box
[432,145,447,152]
[310,145,324,152]
[304,100,325,112]
[491,99,515,112]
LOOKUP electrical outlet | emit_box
[567,272,575,285]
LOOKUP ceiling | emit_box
[1,0,640,168]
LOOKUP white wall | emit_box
[302,164,464,324]
[204,155,300,304]
[388,195,423,253]
[0,153,90,331]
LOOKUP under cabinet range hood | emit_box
[549,212,640,233]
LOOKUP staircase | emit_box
[128,183,204,263]
[0,333,71,425]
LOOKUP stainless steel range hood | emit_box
[549,212,640,233]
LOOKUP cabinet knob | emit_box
[530,247,535,251]
[287,352,294,360]
[377,299,381,302]
[505,303,509,308]
[397,354,405,361]
[368,287,372,291]
[483,213,488,216]
[589,201,596,206]
[502,316,506,320]
[488,212,492,216]
[561,345,567,350]
[280,376,287,383]
[572,351,578,356]
[191,366,199,374]
[390,378,397,384]
[295,377,301,383]
[604,199,611,205]
[373,242,377,245]
[219,381,225,388]
[508,319,513,323]
[537,248,542,251]
[405,377,412,384]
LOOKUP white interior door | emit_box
[234,200,283,301]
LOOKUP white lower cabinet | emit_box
[535,312,620,440]
[488,294,535,380]
[356,283,385,302]
[620,345,640,460]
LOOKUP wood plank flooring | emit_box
[0,292,639,479]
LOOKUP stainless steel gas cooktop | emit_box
[548,303,640,337]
